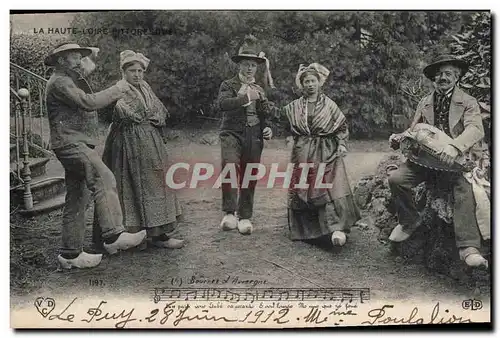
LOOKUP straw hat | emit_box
[44,42,93,66]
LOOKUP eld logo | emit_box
[462,299,483,311]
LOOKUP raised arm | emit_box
[54,76,125,111]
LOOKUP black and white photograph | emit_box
[7,9,492,329]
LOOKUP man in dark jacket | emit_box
[388,55,487,267]
[217,35,274,235]
[45,42,147,269]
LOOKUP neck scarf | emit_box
[238,72,256,85]
[115,80,169,126]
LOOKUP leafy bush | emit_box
[10,33,68,79]
[10,33,67,117]
[10,11,490,138]
[450,12,491,106]
[449,12,491,148]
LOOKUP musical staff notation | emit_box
[150,288,370,304]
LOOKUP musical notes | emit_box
[306,289,319,300]
[224,291,240,302]
[210,289,222,300]
[170,289,181,299]
[360,289,370,303]
[185,290,198,301]
[244,292,256,303]
[150,288,370,304]
[261,290,274,300]
[278,291,289,301]
[293,290,304,301]
[341,292,354,303]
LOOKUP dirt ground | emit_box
[10,137,487,308]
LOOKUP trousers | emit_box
[54,142,125,255]
[219,125,263,219]
[388,161,481,249]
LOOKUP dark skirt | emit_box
[102,121,183,236]
[288,137,361,241]
[288,196,360,240]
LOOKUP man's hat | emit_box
[423,55,469,80]
[44,42,93,66]
[231,35,267,64]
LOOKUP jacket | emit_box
[410,86,484,155]
[217,76,273,133]
[45,68,124,149]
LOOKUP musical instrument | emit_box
[397,123,475,173]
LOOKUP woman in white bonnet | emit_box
[101,50,185,249]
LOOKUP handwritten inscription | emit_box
[362,303,472,325]
[34,298,355,328]
[33,297,475,328]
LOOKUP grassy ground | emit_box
[10,132,486,308]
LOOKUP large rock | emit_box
[353,175,375,208]
[354,153,491,295]
[353,153,402,236]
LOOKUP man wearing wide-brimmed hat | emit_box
[45,42,147,269]
[388,55,487,267]
[217,35,275,235]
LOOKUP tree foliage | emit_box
[450,12,491,109]
[448,12,491,149]
[10,33,68,116]
[10,33,67,77]
[10,11,490,138]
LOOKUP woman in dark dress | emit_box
[102,50,184,249]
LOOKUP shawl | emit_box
[284,95,352,207]
[114,80,169,126]
[283,94,346,136]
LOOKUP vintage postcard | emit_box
[9,10,491,329]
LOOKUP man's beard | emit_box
[80,57,96,76]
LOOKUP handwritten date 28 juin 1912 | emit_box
[37,298,355,328]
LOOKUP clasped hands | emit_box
[247,87,262,102]
[239,85,262,103]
